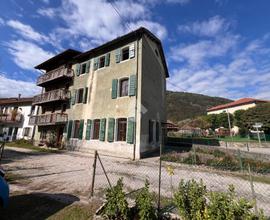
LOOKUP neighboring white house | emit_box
[0,96,37,141]
[207,98,268,115]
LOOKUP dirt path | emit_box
[2,146,270,216]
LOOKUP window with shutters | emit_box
[72,120,80,138]
[117,118,127,141]
[149,120,154,143]
[119,78,129,97]
[93,119,100,139]
[80,63,87,74]
[99,56,105,68]
[77,88,84,103]
[122,47,129,61]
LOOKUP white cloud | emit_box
[37,8,56,18]
[178,16,230,37]
[0,74,40,98]
[37,0,167,49]
[168,35,270,100]
[5,40,54,70]
[139,0,190,5]
[6,20,49,43]
[170,35,238,65]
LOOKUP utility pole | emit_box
[226,109,233,142]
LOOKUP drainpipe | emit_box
[133,37,140,160]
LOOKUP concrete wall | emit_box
[207,103,256,115]
[139,35,167,155]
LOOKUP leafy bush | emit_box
[135,180,157,220]
[183,153,201,165]
[206,155,239,171]
[174,180,266,220]
[102,178,129,219]
[207,185,266,220]
[174,179,207,220]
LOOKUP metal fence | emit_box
[90,136,270,217]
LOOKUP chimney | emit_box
[18,93,21,100]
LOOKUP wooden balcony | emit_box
[29,113,68,126]
[37,67,73,86]
[0,113,23,124]
[33,89,70,105]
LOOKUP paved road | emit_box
[2,146,270,215]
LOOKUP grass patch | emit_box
[5,172,23,184]
[6,139,61,154]
[232,173,270,185]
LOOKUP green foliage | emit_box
[102,178,129,220]
[174,179,207,220]
[241,103,270,134]
[207,185,266,220]
[174,180,267,220]
[182,153,201,165]
[166,91,232,123]
[135,180,157,220]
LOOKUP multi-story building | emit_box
[31,27,169,159]
[0,96,37,141]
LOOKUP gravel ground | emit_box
[2,146,270,216]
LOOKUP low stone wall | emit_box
[219,141,270,148]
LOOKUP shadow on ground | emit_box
[0,193,79,220]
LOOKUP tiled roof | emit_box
[207,98,268,112]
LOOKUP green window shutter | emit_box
[76,64,81,76]
[107,118,115,142]
[85,119,92,140]
[111,79,118,99]
[67,120,73,140]
[71,90,77,105]
[94,58,99,70]
[83,87,88,104]
[105,53,110,66]
[78,119,84,140]
[127,117,135,144]
[99,118,106,141]
[128,74,136,96]
[86,60,91,73]
[115,49,121,63]
[129,43,135,58]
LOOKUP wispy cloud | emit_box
[6,20,49,43]
[178,15,231,37]
[0,74,40,98]
[5,40,54,70]
[168,35,270,100]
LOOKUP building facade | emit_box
[31,27,169,159]
[207,98,268,115]
[0,97,37,141]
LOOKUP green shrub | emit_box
[206,155,239,171]
[207,185,266,220]
[212,149,226,158]
[102,178,129,219]
[135,180,157,220]
[174,179,207,220]
[183,153,201,165]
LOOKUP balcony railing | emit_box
[29,113,68,126]
[0,113,23,124]
[37,67,73,86]
[33,89,70,105]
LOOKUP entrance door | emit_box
[57,126,64,146]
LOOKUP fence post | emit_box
[248,163,258,215]
[237,149,243,172]
[97,152,112,188]
[90,150,98,198]
[193,146,197,165]
[158,126,164,217]
[246,142,249,152]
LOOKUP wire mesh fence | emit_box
[90,137,270,217]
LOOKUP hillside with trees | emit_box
[166,91,232,122]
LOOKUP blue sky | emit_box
[0,0,270,100]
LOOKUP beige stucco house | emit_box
[30,27,169,159]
